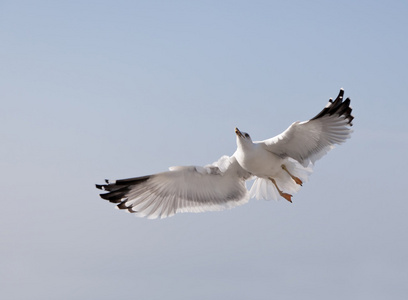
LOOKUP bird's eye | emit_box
[244,133,250,138]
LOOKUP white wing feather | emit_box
[97,156,251,219]
[260,90,353,167]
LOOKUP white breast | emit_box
[234,143,283,178]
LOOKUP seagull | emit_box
[96,89,353,219]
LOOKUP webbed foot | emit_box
[281,164,303,186]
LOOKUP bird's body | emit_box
[96,89,354,219]
[235,141,282,177]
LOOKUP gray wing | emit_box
[260,89,353,167]
[96,156,251,219]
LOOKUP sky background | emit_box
[1,1,408,299]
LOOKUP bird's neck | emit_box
[236,139,255,152]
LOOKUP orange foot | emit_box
[280,192,293,203]
[293,176,303,186]
[281,164,303,186]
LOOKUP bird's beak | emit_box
[235,127,243,137]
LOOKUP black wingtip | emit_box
[311,89,353,123]
[99,193,127,203]
[99,193,112,201]
[127,207,137,213]
[116,202,129,210]
[96,175,153,210]
[337,88,344,99]
[95,184,105,190]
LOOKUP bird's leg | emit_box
[281,164,303,186]
[269,178,292,203]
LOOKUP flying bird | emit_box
[96,89,353,219]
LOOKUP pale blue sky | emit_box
[1,1,408,299]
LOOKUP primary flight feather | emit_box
[96,89,353,219]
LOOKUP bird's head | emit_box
[235,127,253,146]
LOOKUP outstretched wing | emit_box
[96,156,251,219]
[260,89,353,167]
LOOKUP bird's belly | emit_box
[240,150,282,178]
